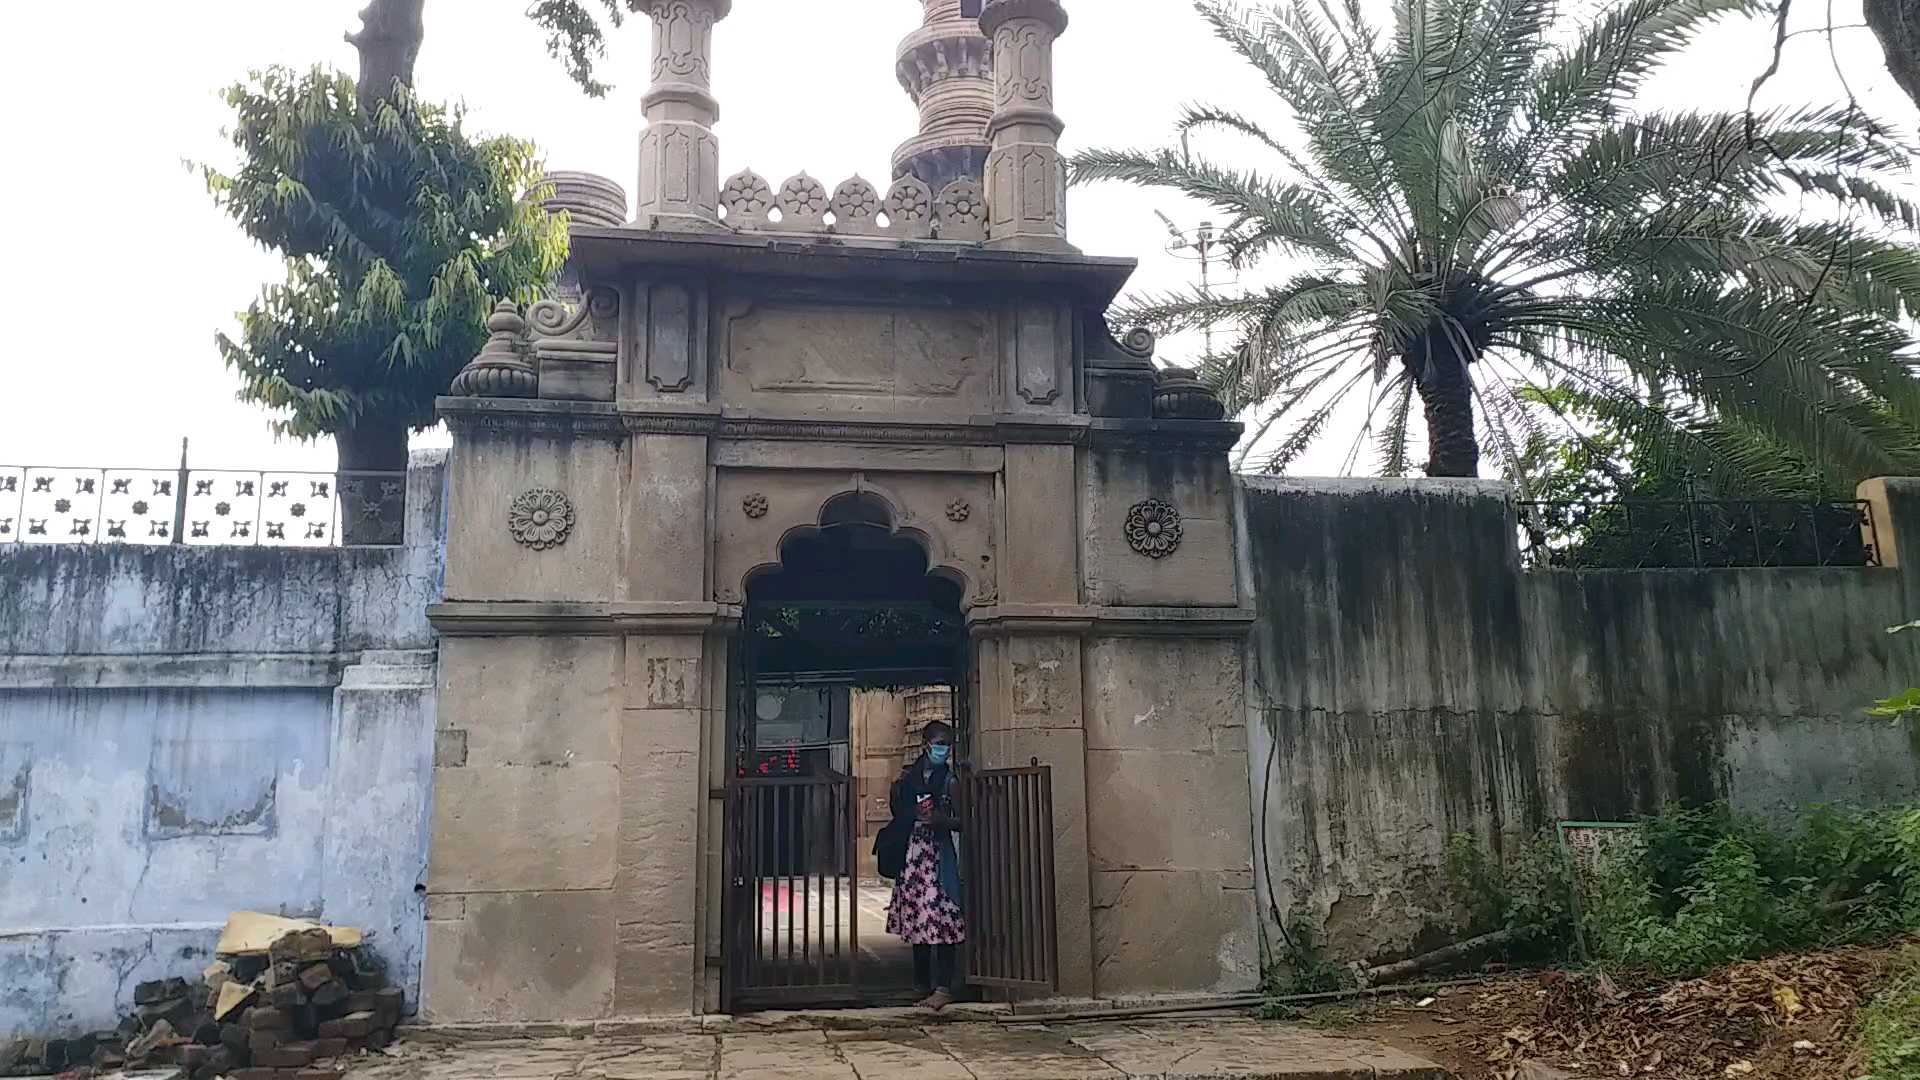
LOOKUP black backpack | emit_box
[874,816,910,879]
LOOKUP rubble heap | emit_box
[0,916,403,1080]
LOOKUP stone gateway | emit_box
[425,0,1259,1020]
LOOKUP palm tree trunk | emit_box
[1864,0,1920,113]
[347,0,426,114]
[1414,353,1481,477]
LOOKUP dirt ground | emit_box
[1290,940,1915,1079]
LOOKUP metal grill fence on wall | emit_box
[1517,498,1879,570]
[0,459,407,548]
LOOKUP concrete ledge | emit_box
[428,601,743,636]
[0,652,345,689]
[968,605,1257,638]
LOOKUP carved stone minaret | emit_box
[980,0,1075,252]
[635,0,732,229]
[893,0,996,195]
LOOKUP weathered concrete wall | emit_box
[1239,476,1920,965]
[0,454,446,1038]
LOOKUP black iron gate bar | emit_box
[961,765,1058,991]
[726,773,860,1005]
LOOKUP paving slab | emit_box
[344,1016,1451,1080]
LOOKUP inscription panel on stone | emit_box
[722,303,996,411]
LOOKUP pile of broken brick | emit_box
[1,916,402,1080]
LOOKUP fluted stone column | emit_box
[635,0,731,230]
[894,0,996,195]
[979,0,1075,252]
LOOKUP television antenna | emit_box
[1157,212,1234,358]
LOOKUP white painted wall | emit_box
[0,454,445,1038]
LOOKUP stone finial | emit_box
[635,0,733,229]
[721,168,774,229]
[979,0,1076,252]
[934,178,987,241]
[884,175,937,239]
[894,0,996,195]
[450,302,538,397]
[774,173,829,232]
[1153,366,1228,421]
[539,171,628,228]
[830,176,885,236]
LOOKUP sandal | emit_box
[920,989,955,1012]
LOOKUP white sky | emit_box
[0,0,1910,476]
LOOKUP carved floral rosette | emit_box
[508,488,576,550]
[1124,498,1182,559]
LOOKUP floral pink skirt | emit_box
[885,825,965,945]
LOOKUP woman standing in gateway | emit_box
[877,721,966,1010]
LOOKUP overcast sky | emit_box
[0,0,1909,476]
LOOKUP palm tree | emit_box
[1074,0,1920,487]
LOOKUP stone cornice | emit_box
[0,652,348,690]
[440,397,1244,453]
[567,226,1136,307]
[438,397,628,438]
[428,601,743,636]
[427,599,1251,639]
[966,604,1256,638]
[1089,418,1244,454]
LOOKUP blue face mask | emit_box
[927,744,952,765]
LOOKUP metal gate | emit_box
[960,765,1058,991]
[723,774,860,1006]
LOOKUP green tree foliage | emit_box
[1073,0,1920,483]
[525,0,649,99]
[202,67,566,470]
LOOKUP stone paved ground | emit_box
[344,1019,1451,1080]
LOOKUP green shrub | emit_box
[1262,921,1353,999]
[1445,803,1920,979]
[1444,831,1578,961]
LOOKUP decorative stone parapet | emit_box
[634,0,733,229]
[720,169,988,243]
[979,0,1074,252]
